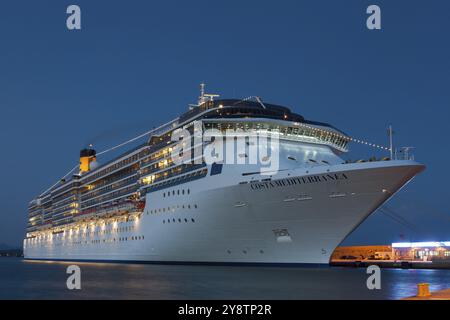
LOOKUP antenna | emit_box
[388,125,394,159]
[197,83,220,106]
[200,83,205,100]
[204,94,220,101]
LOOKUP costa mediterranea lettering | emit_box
[250,173,349,190]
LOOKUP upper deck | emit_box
[26,93,351,234]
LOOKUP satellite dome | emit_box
[90,161,100,170]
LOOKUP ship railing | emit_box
[75,200,145,221]
[394,147,415,161]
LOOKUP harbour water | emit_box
[1,258,449,300]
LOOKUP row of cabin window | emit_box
[119,236,144,241]
[52,189,78,205]
[148,204,198,215]
[82,185,138,208]
[85,226,135,236]
[34,225,135,242]
[28,236,145,247]
[163,218,195,224]
[82,166,138,194]
[83,153,140,184]
[51,195,78,210]
[81,176,136,201]
[164,189,190,197]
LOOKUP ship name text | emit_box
[250,173,349,191]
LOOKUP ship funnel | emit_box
[79,146,96,174]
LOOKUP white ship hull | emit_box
[24,160,424,265]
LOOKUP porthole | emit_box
[178,219,181,223]
[172,219,175,223]
[191,218,195,223]
[187,189,190,194]
[227,250,231,254]
[243,250,247,254]
[184,218,188,222]
[182,190,185,195]
[194,204,198,209]
[260,250,264,254]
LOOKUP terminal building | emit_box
[392,242,450,261]
[332,242,450,262]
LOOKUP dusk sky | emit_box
[0,0,449,247]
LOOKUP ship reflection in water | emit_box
[1,258,450,299]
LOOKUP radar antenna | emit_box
[197,83,220,106]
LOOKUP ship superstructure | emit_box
[24,86,424,265]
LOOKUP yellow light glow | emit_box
[142,175,156,185]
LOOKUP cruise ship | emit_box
[24,86,425,265]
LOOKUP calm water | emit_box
[1,258,450,299]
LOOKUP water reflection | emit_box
[0,258,448,299]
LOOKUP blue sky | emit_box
[0,0,449,247]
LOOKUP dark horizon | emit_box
[1,0,449,248]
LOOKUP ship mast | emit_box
[197,83,219,106]
[388,125,394,159]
